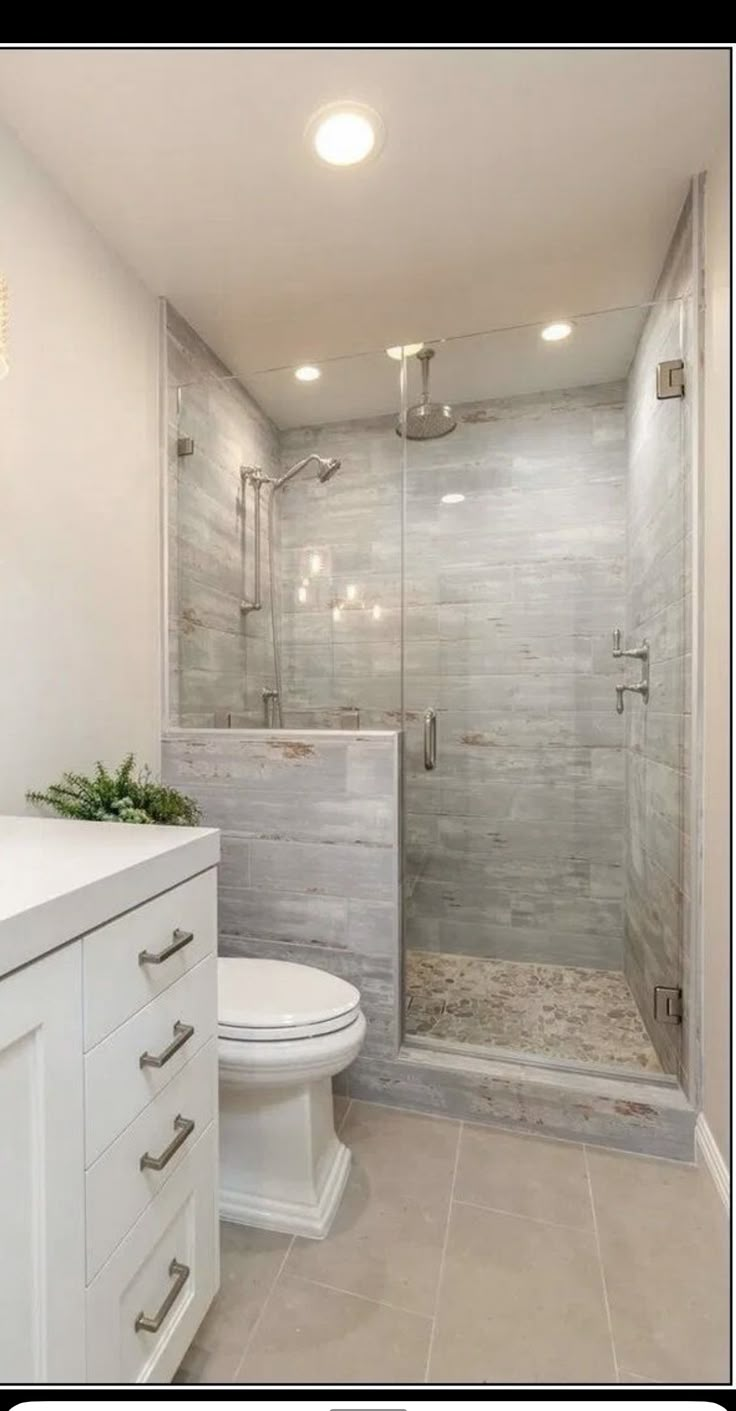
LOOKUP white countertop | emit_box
[0,816,220,980]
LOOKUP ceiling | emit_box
[0,48,728,411]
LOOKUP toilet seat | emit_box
[218,956,361,1042]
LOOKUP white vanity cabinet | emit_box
[0,817,220,1385]
[0,943,86,1383]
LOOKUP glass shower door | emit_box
[401,305,691,1080]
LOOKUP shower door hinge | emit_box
[653,985,683,1024]
[177,436,195,457]
[656,359,685,399]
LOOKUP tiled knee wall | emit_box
[162,728,694,1156]
[162,730,402,1068]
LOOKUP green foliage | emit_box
[27,754,201,827]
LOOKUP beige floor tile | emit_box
[587,1147,730,1384]
[174,1221,291,1384]
[286,1105,459,1314]
[236,1275,431,1384]
[341,1099,460,1189]
[455,1124,593,1229]
[430,1202,616,1383]
[285,1155,450,1315]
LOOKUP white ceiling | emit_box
[0,47,728,411]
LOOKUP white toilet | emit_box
[217,956,366,1239]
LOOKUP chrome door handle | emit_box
[424,708,437,771]
[139,928,194,966]
[134,1258,190,1333]
[139,1020,194,1069]
[139,1114,195,1171]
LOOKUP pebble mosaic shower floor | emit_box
[404,950,662,1074]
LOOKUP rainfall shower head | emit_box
[396,347,457,441]
[273,453,342,490]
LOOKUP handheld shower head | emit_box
[273,453,342,490]
[318,457,341,482]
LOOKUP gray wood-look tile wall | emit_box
[167,305,281,728]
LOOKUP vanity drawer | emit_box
[84,868,217,1050]
[86,1123,218,1384]
[85,1038,217,1281]
[85,955,216,1166]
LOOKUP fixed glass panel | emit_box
[401,302,691,1078]
[166,328,406,731]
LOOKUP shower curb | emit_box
[347,1044,696,1162]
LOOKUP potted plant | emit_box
[27,754,200,826]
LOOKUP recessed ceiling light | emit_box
[295,365,321,382]
[386,343,424,361]
[307,102,385,167]
[441,493,465,505]
[541,321,573,342]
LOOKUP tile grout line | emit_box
[423,1118,463,1384]
[452,1196,594,1233]
[230,1235,295,1384]
[583,1144,620,1384]
[285,1271,433,1321]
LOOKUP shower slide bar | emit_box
[240,466,266,614]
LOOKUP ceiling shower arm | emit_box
[418,347,432,405]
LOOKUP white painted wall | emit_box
[0,120,161,813]
[701,139,730,1168]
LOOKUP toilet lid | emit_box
[218,957,361,1041]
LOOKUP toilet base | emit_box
[220,1136,350,1239]
[219,1070,351,1239]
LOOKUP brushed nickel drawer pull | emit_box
[134,1258,190,1334]
[139,1114,195,1171]
[139,1020,194,1069]
[139,928,194,966]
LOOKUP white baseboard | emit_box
[695,1112,730,1211]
